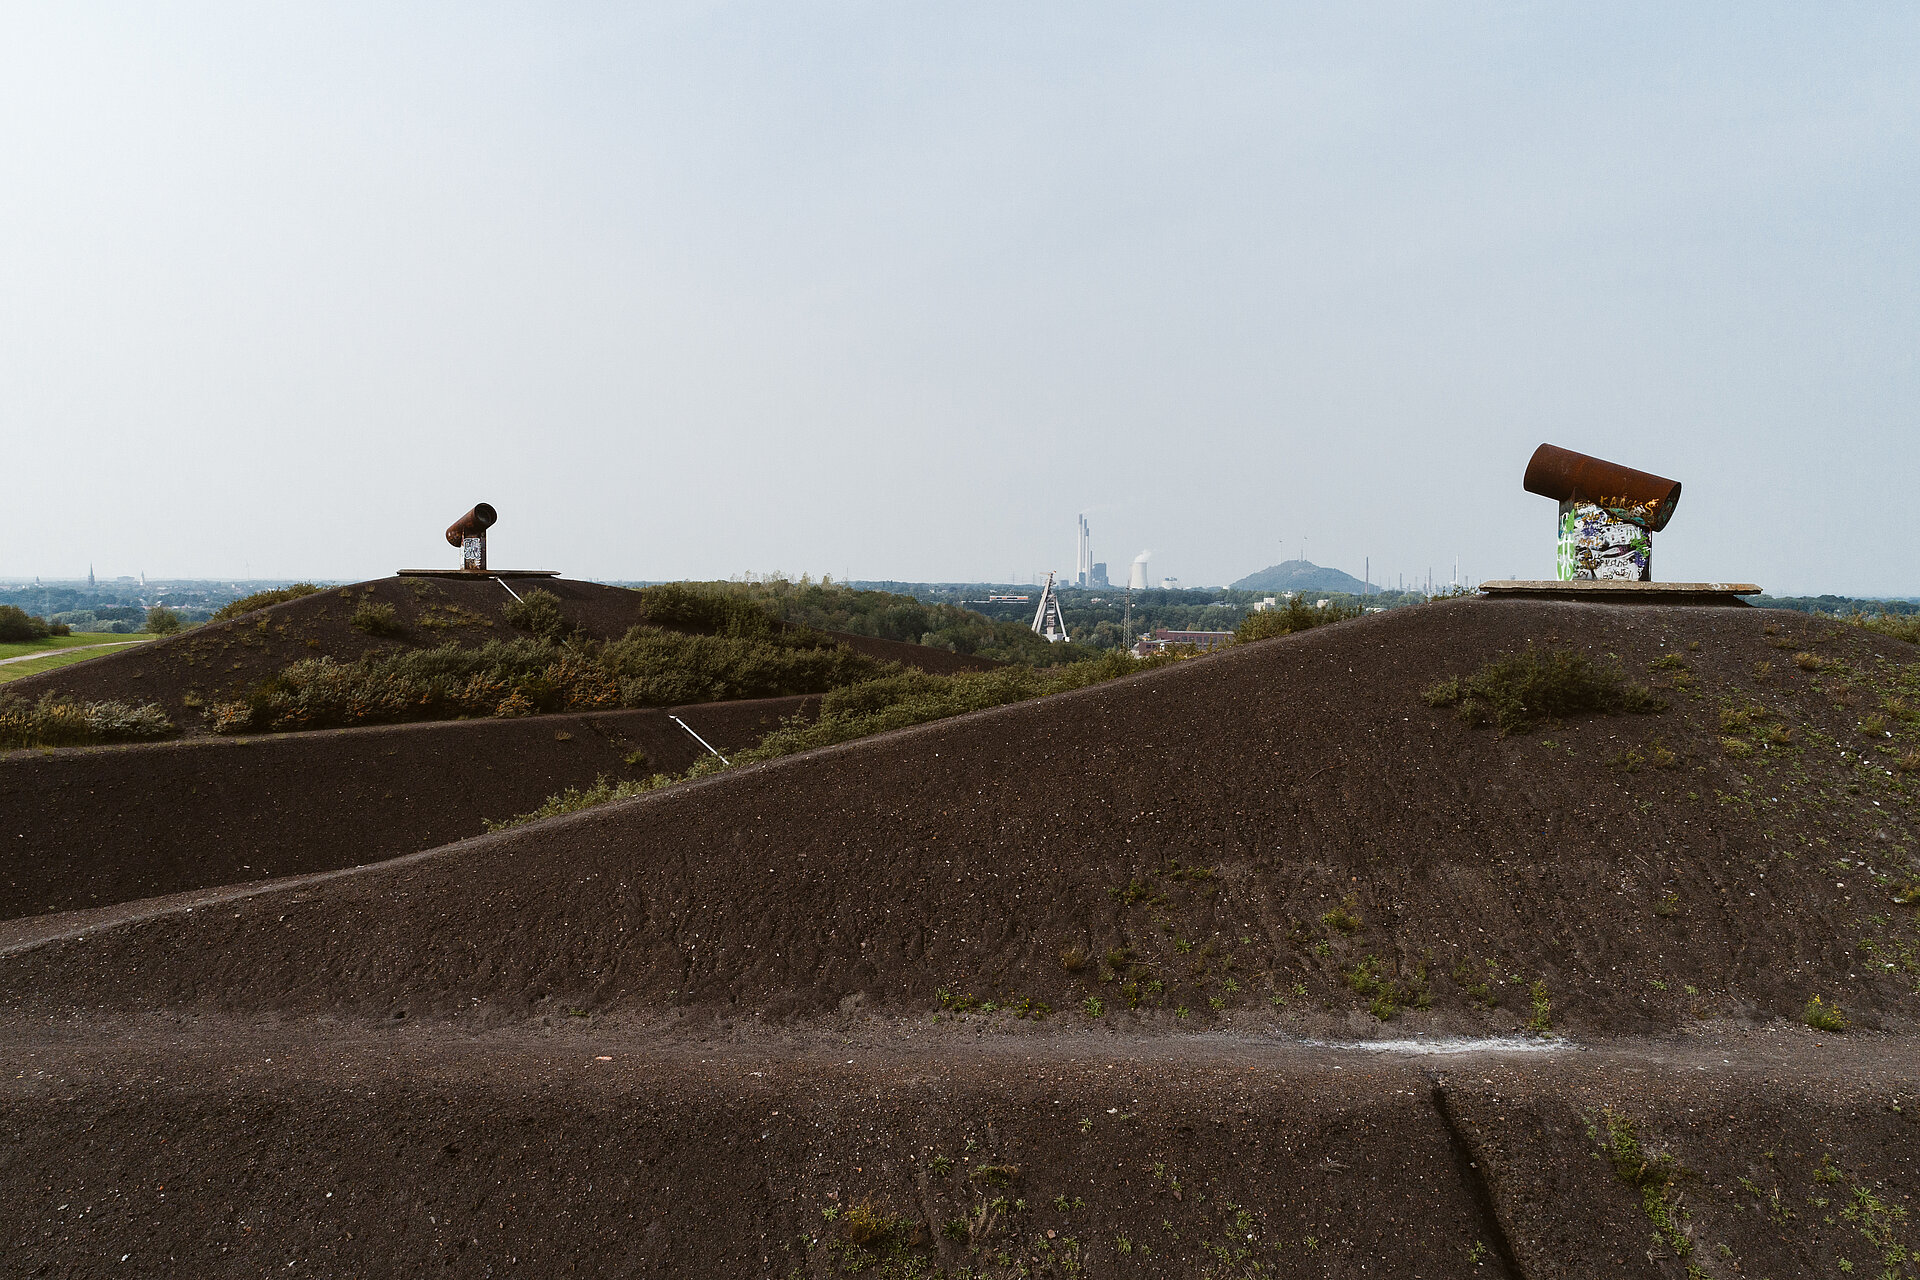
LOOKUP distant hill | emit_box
[1230,559,1373,593]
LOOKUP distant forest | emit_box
[851,581,1427,650]
[0,579,312,633]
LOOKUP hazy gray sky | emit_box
[3,5,1915,593]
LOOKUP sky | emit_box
[2,5,1915,594]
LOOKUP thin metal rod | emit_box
[497,578,523,603]
[669,714,730,764]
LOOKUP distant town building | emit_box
[1131,627,1235,657]
[1091,562,1108,588]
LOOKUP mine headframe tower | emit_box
[1030,571,1068,643]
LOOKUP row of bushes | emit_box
[0,605,70,641]
[207,624,887,734]
[1232,595,1362,644]
[0,692,175,749]
[485,648,1182,829]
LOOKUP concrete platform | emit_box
[1478,579,1760,604]
[394,568,561,578]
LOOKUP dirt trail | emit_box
[3,1022,1914,1278]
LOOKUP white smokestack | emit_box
[1128,551,1150,591]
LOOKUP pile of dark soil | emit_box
[2,576,995,735]
[2,597,1915,1277]
[12,599,1913,1035]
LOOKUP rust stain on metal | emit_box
[1522,444,1681,532]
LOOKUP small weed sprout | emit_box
[1527,980,1552,1032]
[930,1154,953,1175]
[1115,1236,1133,1255]
[1083,996,1104,1018]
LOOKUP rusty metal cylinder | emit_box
[445,503,497,571]
[444,504,498,547]
[1523,444,1681,532]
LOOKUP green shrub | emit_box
[209,623,886,735]
[1424,646,1665,734]
[143,607,182,635]
[210,583,322,622]
[348,602,404,636]
[1802,995,1849,1032]
[1235,595,1361,643]
[0,692,176,748]
[0,604,51,642]
[503,588,573,641]
[1847,611,1920,644]
[636,583,781,638]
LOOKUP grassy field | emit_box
[0,635,152,686]
[0,633,152,661]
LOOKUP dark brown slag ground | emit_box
[3,597,1917,1278]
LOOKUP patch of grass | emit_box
[968,1164,1019,1190]
[1109,878,1168,908]
[1452,956,1498,1007]
[1803,995,1851,1032]
[1611,738,1679,772]
[1320,896,1363,934]
[0,641,151,686]
[1593,1109,1692,1261]
[842,1198,899,1248]
[1082,996,1103,1018]
[1060,945,1086,972]
[0,632,148,660]
[1793,651,1825,671]
[1424,646,1664,734]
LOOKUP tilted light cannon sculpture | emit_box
[445,503,498,572]
[1522,444,1681,582]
